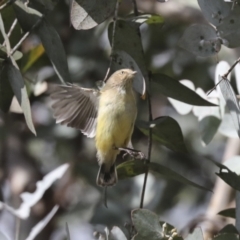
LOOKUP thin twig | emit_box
[223,56,240,79]
[3,18,18,46]
[10,18,42,55]
[0,0,15,11]
[140,73,153,209]
[207,56,240,96]
[103,0,120,82]
[132,0,139,16]
[0,13,11,54]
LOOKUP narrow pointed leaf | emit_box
[138,116,188,153]
[117,160,210,192]
[218,208,236,219]
[219,76,240,137]
[213,233,238,240]
[152,74,216,106]
[13,1,71,84]
[4,60,36,135]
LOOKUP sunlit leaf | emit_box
[219,75,240,137]
[22,44,45,73]
[25,206,59,240]
[117,160,210,192]
[70,0,116,30]
[130,14,164,25]
[4,60,36,135]
[178,24,220,57]
[218,209,236,219]
[132,209,163,240]
[138,116,188,153]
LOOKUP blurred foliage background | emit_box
[0,0,240,239]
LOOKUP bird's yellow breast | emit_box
[95,87,137,157]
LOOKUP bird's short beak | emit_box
[132,71,137,75]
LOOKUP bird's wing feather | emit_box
[50,84,99,138]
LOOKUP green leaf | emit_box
[117,160,210,192]
[4,60,36,135]
[0,46,23,61]
[218,208,235,219]
[0,62,14,112]
[108,20,149,88]
[219,224,238,234]
[138,116,188,153]
[185,228,204,240]
[109,226,127,240]
[152,74,216,106]
[131,209,163,240]
[22,44,45,73]
[70,0,117,30]
[199,116,221,145]
[213,233,238,240]
[206,158,240,191]
[13,1,71,84]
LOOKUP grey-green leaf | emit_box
[138,116,188,153]
[213,233,238,240]
[152,74,216,106]
[117,160,210,192]
[13,1,71,84]
[70,0,116,30]
[4,60,36,135]
[199,116,221,145]
[178,24,220,57]
[131,209,163,240]
[108,20,149,88]
[197,0,231,27]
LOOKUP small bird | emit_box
[50,69,137,186]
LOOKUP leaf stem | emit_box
[132,0,139,16]
[103,0,120,82]
[223,56,240,79]
[140,72,152,208]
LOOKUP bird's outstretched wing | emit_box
[50,84,99,138]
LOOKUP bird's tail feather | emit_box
[96,163,117,187]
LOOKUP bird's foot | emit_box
[116,147,146,160]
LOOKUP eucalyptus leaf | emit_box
[199,116,221,145]
[108,20,149,88]
[70,0,116,30]
[197,0,232,27]
[219,224,238,234]
[219,76,240,137]
[218,208,236,219]
[131,209,163,240]
[152,74,216,106]
[14,1,71,83]
[213,233,238,240]
[3,60,36,135]
[109,227,127,240]
[117,160,210,192]
[178,24,220,57]
[138,116,188,153]
[217,6,240,48]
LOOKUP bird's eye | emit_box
[121,71,124,75]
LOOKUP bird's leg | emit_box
[114,146,146,160]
